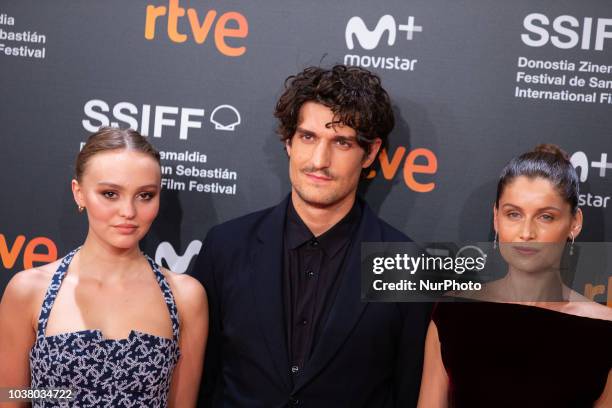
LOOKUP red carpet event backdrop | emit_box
[0,1,611,306]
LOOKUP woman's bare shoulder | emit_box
[565,294,612,321]
[3,261,59,301]
[160,267,207,313]
[558,290,612,321]
[0,261,59,330]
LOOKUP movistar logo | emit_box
[571,151,612,182]
[345,15,422,50]
[155,240,202,273]
[344,14,422,72]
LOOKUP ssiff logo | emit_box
[145,0,248,57]
[83,99,242,139]
[521,13,612,51]
[210,105,241,131]
[344,14,421,71]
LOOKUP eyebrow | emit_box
[296,127,316,137]
[501,203,562,212]
[334,135,358,142]
[97,182,160,190]
[296,127,357,141]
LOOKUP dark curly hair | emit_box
[274,65,394,154]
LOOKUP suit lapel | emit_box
[293,203,382,392]
[250,196,291,390]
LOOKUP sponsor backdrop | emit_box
[0,1,611,306]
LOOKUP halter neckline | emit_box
[35,247,180,342]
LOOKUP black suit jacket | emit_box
[194,196,431,407]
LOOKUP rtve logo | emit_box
[144,0,248,57]
[367,147,438,193]
[344,14,421,71]
[522,13,612,50]
[1,233,58,271]
[0,232,201,275]
[570,151,611,208]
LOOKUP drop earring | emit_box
[493,232,498,250]
[78,205,84,213]
[569,232,575,256]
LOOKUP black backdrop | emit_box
[1,1,611,303]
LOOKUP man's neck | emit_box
[290,190,356,237]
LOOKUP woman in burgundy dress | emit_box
[418,144,612,408]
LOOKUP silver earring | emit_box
[569,232,575,256]
[493,232,498,250]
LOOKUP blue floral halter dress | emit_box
[29,249,181,407]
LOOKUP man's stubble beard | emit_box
[291,174,358,210]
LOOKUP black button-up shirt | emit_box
[282,199,361,377]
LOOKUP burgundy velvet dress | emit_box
[432,301,612,407]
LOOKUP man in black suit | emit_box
[195,65,430,407]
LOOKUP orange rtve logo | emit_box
[585,279,612,307]
[0,233,58,271]
[144,0,249,57]
[367,147,438,193]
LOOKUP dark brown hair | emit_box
[274,65,395,154]
[75,127,160,181]
[495,144,579,213]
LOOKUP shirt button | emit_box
[310,239,319,247]
[290,397,299,405]
[291,365,299,374]
[301,319,308,326]
[306,270,315,278]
